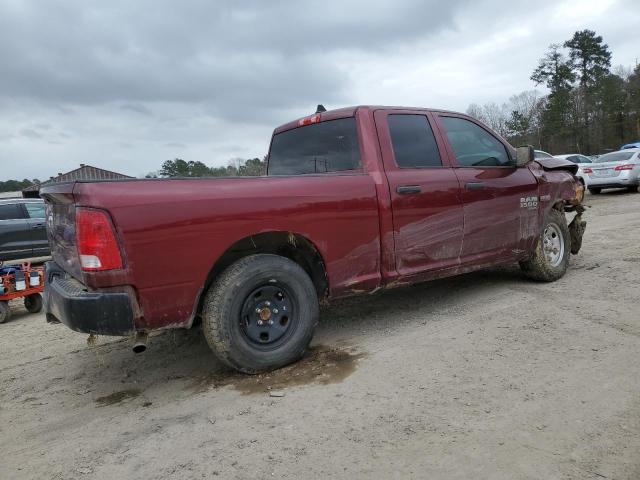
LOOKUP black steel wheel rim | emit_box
[239,283,296,348]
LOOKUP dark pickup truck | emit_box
[0,198,49,262]
[41,106,586,373]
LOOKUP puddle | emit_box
[191,345,366,395]
[95,388,141,406]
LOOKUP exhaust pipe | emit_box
[132,332,148,353]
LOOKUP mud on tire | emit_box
[520,208,570,282]
[202,254,319,373]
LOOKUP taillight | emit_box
[614,164,634,171]
[583,167,593,173]
[76,208,123,271]
[298,114,321,126]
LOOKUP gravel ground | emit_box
[1,191,639,480]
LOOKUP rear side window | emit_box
[388,115,442,168]
[598,151,635,163]
[25,203,45,219]
[268,118,361,175]
[0,204,23,221]
[441,117,511,167]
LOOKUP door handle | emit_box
[465,182,485,190]
[396,185,421,195]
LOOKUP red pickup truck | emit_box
[42,106,586,373]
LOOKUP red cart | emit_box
[0,263,44,323]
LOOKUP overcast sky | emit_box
[1,0,638,181]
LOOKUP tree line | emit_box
[0,178,40,193]
[467,29,640,155]
[0,156,266,190]
[146,157,266,178]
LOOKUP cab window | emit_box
[387,114,442,168]
[440,117,511,167]
[268,118,361,175]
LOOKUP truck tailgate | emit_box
[40,182,83,281]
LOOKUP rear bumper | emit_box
[587,172,639,188]
[44,261,135,336]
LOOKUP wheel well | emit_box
[197,232,328,316]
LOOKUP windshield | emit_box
[597,151,635,163]
[534,150,554,159]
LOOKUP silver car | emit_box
[584,148,640,194]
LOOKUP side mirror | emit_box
[515,145,534,167]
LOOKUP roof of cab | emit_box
[273,105,462,134]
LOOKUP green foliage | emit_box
[471,30,640,155]
[531,44,575,92]
[154,157,266,178]
[564,30,611,90]
[0,178,39,193]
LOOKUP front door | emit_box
[435,114,539,263]
[374,110,464,277]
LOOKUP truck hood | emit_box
[534,157,579,175]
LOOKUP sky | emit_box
[1,0,638,181]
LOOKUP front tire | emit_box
[520,209,570,282]
[202,254,319,373]
[588,187,601,195]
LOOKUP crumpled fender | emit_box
[534,158,579,175]
[527,160,586,255]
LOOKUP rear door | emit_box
[24,202,50,256]
[434,114,539,263]
[0,203,32,261]
[374,109,464,276]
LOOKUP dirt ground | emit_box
[1,191,639,480]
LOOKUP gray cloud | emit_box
[121,103,153,116]
[0,0,468,119]
[19,128,42,139]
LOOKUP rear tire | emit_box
[588,187,601,195]
[627,185,639,193]
[0,301,11,324]
[520,209,570,282]
[202,254,319,373]
[24,293,43,313]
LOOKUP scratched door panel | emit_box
[433,114,539,263]
[373,110,464,277]
[454,167,539,260]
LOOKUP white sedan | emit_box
[555,154,593,187]
[579,148,640,194]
